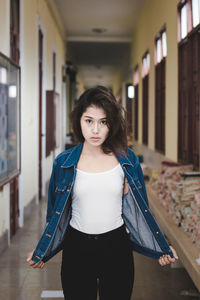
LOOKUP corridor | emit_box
[1,0,200,298]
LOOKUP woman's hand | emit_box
[27,249,45,269]
[123,177,129,195]
[158,246,179,266]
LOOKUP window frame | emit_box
[178,0,200,43]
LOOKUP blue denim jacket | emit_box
[32,143,174,263]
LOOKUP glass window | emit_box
[162,31,167,57]
[128,85,134,98]
[157,39,161,63]
[133,67,139,85]
[181,4,188,39]
[142,53,150,77]
[142,57,145,77]
[146,53,150,70]
[192,0,200,27]
[0,54,20,185]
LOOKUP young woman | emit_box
[27,86,178,300]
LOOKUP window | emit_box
[155,30,167,65]
[142,52,150,78]
[181,4,188,39]
[178,0,196,41]
[142,52,149,145]
[192,0,200,27]
[155,27,166,154]
[0,53,20,186]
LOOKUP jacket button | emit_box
[145,209,148,213]
[156,231,159,234]
[67,189,70,192]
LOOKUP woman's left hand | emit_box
[158,246,179,266]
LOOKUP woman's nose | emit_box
[92,122,99,133]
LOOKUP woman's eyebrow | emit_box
[84,116,107,120]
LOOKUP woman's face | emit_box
[80,105,109,147]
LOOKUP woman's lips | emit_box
[90,137,100,141]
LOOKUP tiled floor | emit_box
[0,194,199,300]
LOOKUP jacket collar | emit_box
[61,143,133,168]
[61,143,83,168]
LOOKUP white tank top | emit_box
[70,164,125,234]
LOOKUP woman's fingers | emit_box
[26,249,45,269]
[26,249,34,263]
[28,259,44,268]
[170,246,179,259]
[158,246,179,266]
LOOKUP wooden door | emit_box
[10,177,19,237]
[178,30,200,169]
[126,84,133,136]
[142,75,148,145]
[134,84,138,141]
[9,0,20,236]
[38,29,43,199]
[155,59,165,153]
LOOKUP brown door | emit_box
[38,29,43,199]
[134,84,139,141]
[10,177,19,238]
[126,84,133,136]
[178,30,200,169]
[9,0,20,237]
[155,58,165,153]
[142,75,149,145]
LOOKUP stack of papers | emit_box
[149,163,200,247]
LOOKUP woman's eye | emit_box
[101,120,107,125]
[86,119,92,124]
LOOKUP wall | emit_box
[0,0,66,239]
[131,0,179,161]
[21,0,66,207]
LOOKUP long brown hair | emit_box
[70,86,128,155]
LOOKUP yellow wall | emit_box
[112,69,123,97]
[22,0,66,206]
[0,0,10,56]
[0,0,66,238]
[131,0,179,161]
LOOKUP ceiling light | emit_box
[128,85,134,99]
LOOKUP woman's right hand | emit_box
[27,249,45,269]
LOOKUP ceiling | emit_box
[54,0,146,90]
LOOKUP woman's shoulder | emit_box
[54,144,80,166]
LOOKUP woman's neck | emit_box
[82,141,105,156]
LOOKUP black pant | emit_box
[61,224,134,300]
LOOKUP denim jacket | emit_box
[32,143,174,263]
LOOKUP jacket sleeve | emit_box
[46,160,57,225]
